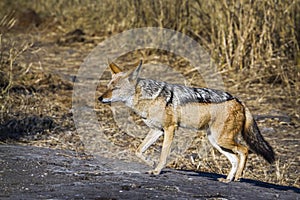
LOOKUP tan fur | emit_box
[99,60,274,183]
[109,62,122,74]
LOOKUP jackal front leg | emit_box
[149,125,175,175]
[136,129,163,167]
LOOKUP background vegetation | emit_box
[2,0,299,75]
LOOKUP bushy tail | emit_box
[242,106,275,163]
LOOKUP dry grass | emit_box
[0,0,299,188]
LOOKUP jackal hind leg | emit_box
[136,129,163,167]
[208,104,247,182]
[233,144,248,181]
[208,134,239,183]
[218,149,239,183]
[213,136,248,182]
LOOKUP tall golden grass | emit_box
[1,0,298,86]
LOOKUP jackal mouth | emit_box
[98,96,111,104]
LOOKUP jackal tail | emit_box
[243,106,275,163]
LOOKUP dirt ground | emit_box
[0,144,299,200]
[0,5,299,199]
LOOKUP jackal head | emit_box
[98,60,142,105]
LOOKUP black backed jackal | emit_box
[98,60,275,182]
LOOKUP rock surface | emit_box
[0,145,299,200]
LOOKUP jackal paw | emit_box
[148,169,161,175]
[217,178,232,183]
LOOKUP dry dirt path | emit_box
[0,144,299,200]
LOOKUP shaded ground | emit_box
[0,144,299,200]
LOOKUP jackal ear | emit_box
[129,60,143,81]
[108,61,122,74]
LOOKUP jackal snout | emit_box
[98,95,108,103]
[98,90,112,104]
